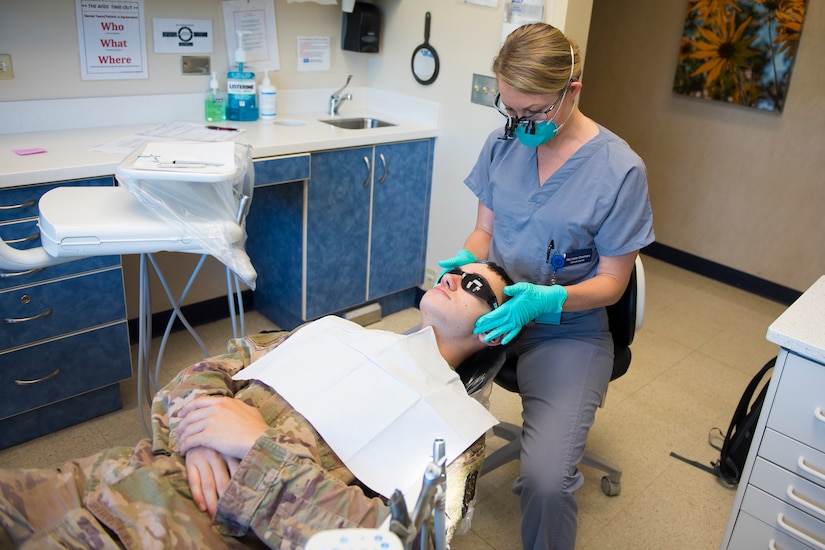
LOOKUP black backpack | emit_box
[710,356,776,485]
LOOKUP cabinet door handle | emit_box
[815,406,825,424]
[798,456,825,483]
[0,199,37,211]
[362,156,371,188]
[768,540,785,550]
[378,153,387,184]
[0,267,44,278]
[3,307,52,324]
[775,513,825,550]
[786,485,825,519]
[14,368,60,386]
[5,232,39,245]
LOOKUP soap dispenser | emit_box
[205,71,226,122]
[259,70,277,120]
[226,31,258,121]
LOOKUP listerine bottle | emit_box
[226,31,258,121]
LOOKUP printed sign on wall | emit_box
[76,0,148,80]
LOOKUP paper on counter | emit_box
[233,316,498,500]
[92,122,244,155]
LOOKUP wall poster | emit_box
[76,0,148,80]
[673,0,808,113]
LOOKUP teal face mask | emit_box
[514,119,560,147]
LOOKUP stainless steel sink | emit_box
[320,117,396,129]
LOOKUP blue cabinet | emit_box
[0,177,131,450]
[248,140,433,330]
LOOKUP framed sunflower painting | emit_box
[673,0,808,112]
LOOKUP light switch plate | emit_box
[0,54,14,80]
[471,73,497,107]
[181,55,210,75]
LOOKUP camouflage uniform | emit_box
[0,330,485,549]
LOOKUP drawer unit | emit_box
[728,510,815,550]
[0,175,132,448]
[741,485,825,549]
[761,430,825,493]
[751,457,825,525]
[768,352,825,449]
[0,322,131,421]
[0,268,126,350]
[253,153,311,187]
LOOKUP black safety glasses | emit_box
[438,268,499,310]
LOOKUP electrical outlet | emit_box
[470,73,497,107]
[0,54,14,80]
[423,268,438,289]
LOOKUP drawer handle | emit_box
[5,232,39,245]
[0,199,37,211]
[798,456,825,484]
[361,156,371,188]
[14,368,60,386]
[776,513,825,550]
[3,308,52,324]
[0,267,44,278]
[787,485,825,519]
[816,406,825,424]
[378,153,387,184]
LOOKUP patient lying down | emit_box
[0,262,511,549]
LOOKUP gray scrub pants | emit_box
[510,310,613,550]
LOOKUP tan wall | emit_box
[579,0,825,292]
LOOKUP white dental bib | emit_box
[233,316,497,501]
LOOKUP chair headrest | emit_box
[455,347,508,395]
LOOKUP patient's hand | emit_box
[178,395,269,459]
[186,447,236,517]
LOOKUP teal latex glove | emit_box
[474,282,568,345]
[436,249,477,280]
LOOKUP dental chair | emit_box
[480,255,646,496]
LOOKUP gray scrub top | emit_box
[465,124,654,293]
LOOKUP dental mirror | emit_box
[411,12,439,85]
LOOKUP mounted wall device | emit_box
[341,2,381,53]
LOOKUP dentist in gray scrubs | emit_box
[439,23,654,550]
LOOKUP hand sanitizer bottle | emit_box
[205,71,226,122]
[259,70,277,120]
[226,31,258,121]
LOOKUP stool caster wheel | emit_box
[601,476,621,496]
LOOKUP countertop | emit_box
[766,274,825,364]
[0,88,439,189]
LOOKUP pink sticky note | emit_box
[13,148,48,156]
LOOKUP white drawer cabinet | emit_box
[721,276,825,550]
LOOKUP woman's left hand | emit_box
[474,282,568,344]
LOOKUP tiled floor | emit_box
[0,255,787,549]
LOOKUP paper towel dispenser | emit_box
[341,2,381,53]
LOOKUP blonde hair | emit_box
[492,23,581,95]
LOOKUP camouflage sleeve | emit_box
[151,331,292,455]
[213,428,390,549]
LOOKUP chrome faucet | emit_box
[328,74,353,115]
